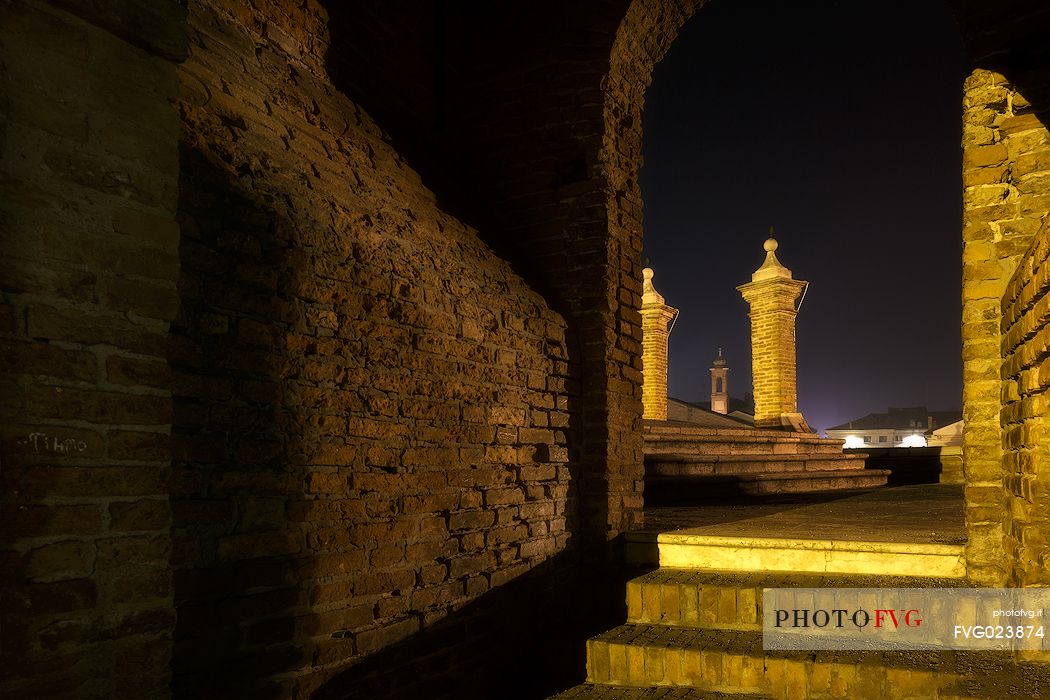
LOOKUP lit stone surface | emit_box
[641,536,965,577]
[641,268,679,420]
[736,238,810,431]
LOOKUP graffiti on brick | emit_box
[16,432,88,454]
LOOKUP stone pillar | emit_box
[641,268,678,421]
[737,238,812,432]
[710,349,729,415]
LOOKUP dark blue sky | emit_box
[640,0,965,434]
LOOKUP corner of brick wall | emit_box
[960,64,1050,585]
[0,1,184,697]
[1000,215,1050,586]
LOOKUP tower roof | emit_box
[712,347,727,367]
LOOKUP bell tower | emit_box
[710,348,729,414]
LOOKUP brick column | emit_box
[640,268,678,421]
[737,238,812,432]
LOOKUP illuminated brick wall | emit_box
[960,60,1050,584]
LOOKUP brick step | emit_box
[645,469,890,499]
[647,454,870,477]
[644,423,824,441]
[644,440,847,457]
[624,532,965,577]
[626,568,972,631]
[644,425,845,445]
[548,683,771,699]
[585,624,1050,699]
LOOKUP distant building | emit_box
[825,406,961,448]
[688,394,755,423]
[927,419,963,447]
[666,397,752,428]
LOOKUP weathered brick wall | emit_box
[439,5,647,549]
[1001,218,1050,586]
[171,1,575,695]
[314,0,705,551]
[0,2,185,697]
[960,67,1050,583]
[600,0,702,533]
[366,0,708,549]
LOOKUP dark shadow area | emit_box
[169,143,609,699]
[318,2,541,252]
[641,486,877,524]
[318,1,624,318]
[847,447,946,486]
[314,554,635,700]
[169,144,305,698]
[959,0,1050,119]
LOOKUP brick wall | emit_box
[171,1,576,695]
[958,0,1050,587]
[1001,218,1050,586]
[0,1,185,697]
[959,60,1050,582]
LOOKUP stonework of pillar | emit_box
[737,238,812,432]
[710,349,729,414]
[641,267,678,421]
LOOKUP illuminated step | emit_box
[647,453,871,476]
[584,624,981,699]
[625,569,971,631]
[623,534,965,578]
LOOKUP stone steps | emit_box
[624,534,966,577]
[638,423,844,457]
[625,569,970,632]
[645,469,891,500]
[563,560,1050,699]
[643,422,888,499]
[647,453,870,476]
[578,572,1043,698]
[583,623,1048,699]
[645,439,847,457]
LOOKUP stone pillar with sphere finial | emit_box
[641,267,678,421]
[737,234,812,432]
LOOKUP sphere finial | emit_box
[763,237,778,253]
[643,267,654,281]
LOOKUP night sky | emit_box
[640,0,966,435]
